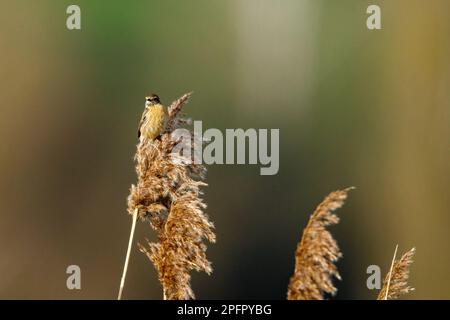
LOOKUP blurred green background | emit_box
[0,0,449,299]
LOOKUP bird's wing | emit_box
[137,108,147,138]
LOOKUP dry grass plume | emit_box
[127,92,215,300]
[378,246,415,300]
[287,187,353,300]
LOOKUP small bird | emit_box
[138,94,169,141]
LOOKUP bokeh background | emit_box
[0,0,449,299]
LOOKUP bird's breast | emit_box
[142,105,168,140]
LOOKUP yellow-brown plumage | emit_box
[138,94,168,141]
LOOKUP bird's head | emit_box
[145,94,160,106]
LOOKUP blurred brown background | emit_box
[0,0,449,299]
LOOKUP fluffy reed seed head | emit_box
[377,247,415,300]
[287,187,353,300]
[127,92,215,300]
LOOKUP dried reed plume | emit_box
[377,246,415,300]
[121,92,215,300]
[287,187,353,300]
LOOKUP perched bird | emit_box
[138,94,168,141]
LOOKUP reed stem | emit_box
[384,244,398,300]
[118,208,138,300]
